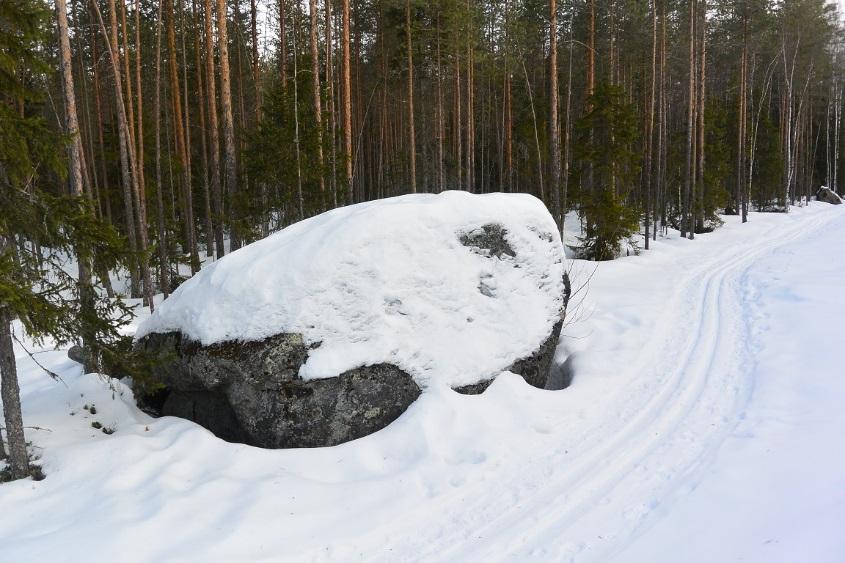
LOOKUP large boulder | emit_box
[136,191,567,448]
[816,186,843,205]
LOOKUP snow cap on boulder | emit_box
[136,191,565,389]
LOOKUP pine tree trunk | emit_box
[310,0,326,202]
[292,7,305,219]
[250,0,260,121]
[134,0,145,196]
[325,0,338,207]
[202,0,224,257]
[104,0,140,297]
[0,306,28,480]
[91,25,113,223]
[658,0,668,236]
[217,0,239,247]
[523,62,544,201]
[561,0,574,231]
[153,0,170,296]
[739,14,748,222]
[166,0,199,271]
[695,0,706,233]
[586,0,595,195]
[120,0,138,195]
[341,0,353,203]
[465,0,474,193]
[505,69,513,192]
[455,54,462,190]
[683,0,696,238]
[549,0,561,234]
[645,0,657,249]
[405,0,416,193]
[436,9,444,194]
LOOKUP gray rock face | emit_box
[138,318,563,448]
[816,187,843,205]
[138,332,422,448]
[459,223,517,258]
[137,221,568,449]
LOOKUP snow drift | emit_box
[136,191,566,390]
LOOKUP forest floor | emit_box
[1,201,844,562]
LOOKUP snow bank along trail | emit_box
[0,203,842,563]
[356,203,844,562]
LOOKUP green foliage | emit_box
[574,83,640,260]
[242,72,336,235]
[700,102,731,229]
[1,0,133,374]
[751,113,783,211]
[574,189,640,261]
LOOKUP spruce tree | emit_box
[1,0,131,481]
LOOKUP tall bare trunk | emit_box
[455,54,462,190]
[341,0,353,202]
[154,0,170,295]
[405,0,416,193]
[644,0,657,249]
[217,0,239,246]
[91,24,113,222]
[134,0,144,195]
[465,0,474,193]
[683,0,696,238]
[549,0,561,233]
[586,0,595,195]
[695,0,706,232]
[166,0,197,270]
[279,0,287,94]
[194,0,214,254]
[522,62,544,200]
[325,0,338,207]
[292,6,305,218]
[94,0,143,296]
[250,0,261,120]
[204,0,224,257]
[739,14,748,222]
[561,0,573,231]
[45,0,90,481]
[436,9,444,193]
[103,0,139,296]
[0,306,28,479]
[130,0,153,308]
[310,0,326,201]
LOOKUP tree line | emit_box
[1,0,844,479]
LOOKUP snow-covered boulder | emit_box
[816,186,842,205]
[136,191,567,448]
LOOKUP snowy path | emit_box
[375,203,845,562]
[1,203,844,562]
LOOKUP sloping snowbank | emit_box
[3,202,844,562]
[136,191,565,388]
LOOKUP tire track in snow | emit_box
[396,208,841,563]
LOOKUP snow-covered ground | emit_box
[2,202,844,562]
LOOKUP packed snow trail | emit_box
[1,203,843,562]
[355,203,845,562]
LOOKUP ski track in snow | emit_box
[1,203,843,563]
[369,206,841,563]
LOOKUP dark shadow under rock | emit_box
[546,353,577,391]
[138,332,421,448]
